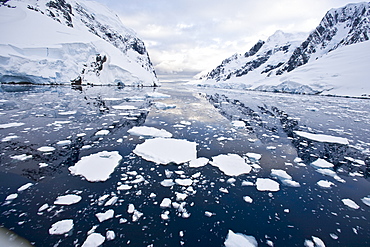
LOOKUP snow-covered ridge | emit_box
[0,0,158,86]
[199,2,370,97]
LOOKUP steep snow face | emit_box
[0,0,158,86]
[204,30,307,82]
[277,2,370,74]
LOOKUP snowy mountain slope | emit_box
[0,0,158,86]
[203,31,308,82]
[198,2,370,97]
[253,40,370,97]
[276,2,370,75]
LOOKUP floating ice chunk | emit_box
[1,135,18,142]
[37,146,55,152]
[205,211,215,217]
[160,198,172,208]
[270,169,292,180]
[175,192,188,201]
[58,111,77,115]
[127,204,135,214]
[224,230,257,247]
[5,193,18,201]
[341,198,360,209]
[54,194,82,205]
[160,179,175,187]
[95,129,110,136]
[132,210,143,222]
[219,188,229,193]
[11,154,32,161]
[112,105,137,110]
[256,178,280,192]
[104,196,118,206]
[175,178,193,186]
[69,151,122,182]
[82,233,105,247]
[180,121,191,125]
[133,138,197,165]
[316,169,345,183]
[311,159,334,168]
[189,157,209,168]
[48,219,73,235]
[0,122,25,129]
[242,181,254,186]
[102,97,122,101]
[295,131,349,145]
[38,203,49,212]
[243,196,253,203]
[317,180,335,188]
[153,102,176,110]
[106,230,116,241]
[128,126,172,138]
[117,184,132,190]
[246,153,262,161]
[304,236,326,247]
[361,196,370,207]
[145,92,171,98]
[231,121,245,129]
[210,154,252,176]
[161,211,170,220]
[56,140,71,146]
[270,169,300,187]
[17,183,33,192]
[95,209,114,222]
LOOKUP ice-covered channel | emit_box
[0,83,369,246]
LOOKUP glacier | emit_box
[0,0,158,86]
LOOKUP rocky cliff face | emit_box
[204,2,370,84]
[0,0,158,86]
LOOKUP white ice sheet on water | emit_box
[49,219,73,235]
[133,138,197,165]
[210,154,252,176]
[69,151,122,182]
[127,126,172,138]
[294,131,349,145]
[224,230,257,247]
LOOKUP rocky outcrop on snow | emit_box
[0,0,158,86]
[200,2,370,97]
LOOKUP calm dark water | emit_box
[0,83,369,246]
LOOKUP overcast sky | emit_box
[94,0,362,79]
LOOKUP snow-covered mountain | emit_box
[200,2,370,97]
[0,0,158,86]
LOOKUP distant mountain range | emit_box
[0,0,158,86]
[200,2,370,97]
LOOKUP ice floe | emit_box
[270,169,300,187]
[361,196,370,207]
[311,159,334,168]
[133,138,197,165]
[304,236,326,247]
[342,198,360,209]
[256,178,280,192]
[160,198,172,208]
[48,219,73,235]
[112,105,137,110]
[95,209,114,222]
[175,178,193,186]
[127,126,172,138]
[95,129,110,136]
[58,110,77,115]
[231,120,246,129]
[37,146,55,152]
[54,194,82,205]
[153,102,176,110]
[224,230,257,247]
[56,140,72,146]
[1,135,19,142]
[82,233,105,247]
[189,157,209,168]
[17,183,33,192]
[11,154,32,161]
[243,196,253,203]
[210,154,252,176]
[316,180,335,188]
[0,122,25,128]
[145,92,171,98]
[295,131,349,145]
[69,151,122,182]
